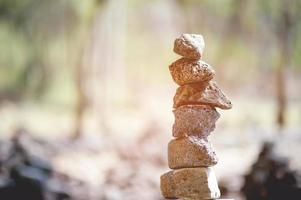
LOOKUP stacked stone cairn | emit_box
[160,34,232,199]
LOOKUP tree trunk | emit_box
[72,44,85,139]
[71,2,106,139]
[276,47,287,129]
[275,0,297,130]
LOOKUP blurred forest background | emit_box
[0,0,301,199]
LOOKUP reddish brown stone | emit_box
[169,58,215,86]
[173,81,232,109]
[160,171,176,199]
[173,34,205,59]
[172,105,220,138]
[168,136,218,169]
[160,168,221,199]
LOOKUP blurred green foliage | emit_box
[0,0,78,100]
[0,0,300,104]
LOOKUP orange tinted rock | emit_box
[168,136,218,169]
[160,168,221,200]
[172,105,220,138]
[173,34,205,59]
[173,168,220,199]
[169,58,215,86]
[173,81,232,109]
[160,171,176,199]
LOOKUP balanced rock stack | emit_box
[160,34,232,199]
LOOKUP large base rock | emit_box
[168,136,218,169]
[160,168,220,199]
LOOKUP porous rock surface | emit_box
[172,105,220,138]
[169,58,215,86]
[173,81,232,109]
[160,171,176,199]
[160,168,221,200]
[168,136,218,169]
[173,34,205,59]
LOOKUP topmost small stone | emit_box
[174,34,205,59]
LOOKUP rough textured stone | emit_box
[168,136,218,169]
[173,34,205,59]
[160,168,221,200]
[160,34,234,200]
[169,58,215,86]
[173,81,232,109]
[160,171,176,199]
[172,105,220,138]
